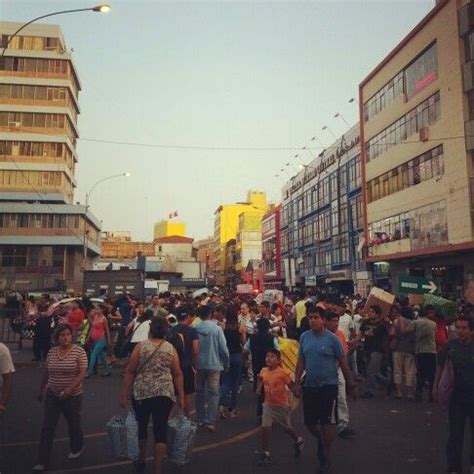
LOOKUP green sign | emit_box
[399,275,437,295]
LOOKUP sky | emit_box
[1,0,435,241]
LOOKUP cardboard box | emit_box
[364,287,395,319]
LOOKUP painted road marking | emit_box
[46,427,261,473]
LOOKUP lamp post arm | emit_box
[86,173,127,209]
[1,8,96,57]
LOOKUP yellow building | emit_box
[153,220,186,241]
[360,0,474,298]
[213,191,267,276]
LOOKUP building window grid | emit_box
[366,91,440,162]
[0,213,80,229]
[367,145,444,203]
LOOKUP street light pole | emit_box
[82,172,130,267]
[1,5,111,58]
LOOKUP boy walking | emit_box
[256,349,304,466]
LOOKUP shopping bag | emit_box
[167,412,197,465]
[437,357,454,407]
[106,411,139,460]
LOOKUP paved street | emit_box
[0,363,469,474]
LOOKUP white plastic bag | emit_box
[167,412,197,465]
[106,411,139,460]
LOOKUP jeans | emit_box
[196,369,221,425]
[416,353,436,398]
[446,397,474,473]
[37,390,83,467]
[392,352,416,388]
[337,367,349,434]
[219,352,243,410]
[87,338,111,376]
[365,351,384,395]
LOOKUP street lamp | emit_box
[334,112,350,127]
[322,125,338,141]
[83,172,130,264]
[1,4,111,57]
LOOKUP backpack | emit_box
[167,328,185,363]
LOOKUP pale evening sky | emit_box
[1,0,435,241]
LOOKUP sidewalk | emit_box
[6,340,42,368]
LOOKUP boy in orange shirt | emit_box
[256,349,304,466]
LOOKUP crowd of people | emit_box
[1,288,473,474]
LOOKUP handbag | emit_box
[106,410,139,460]
[167,412,197,465]
[437,356,454,407]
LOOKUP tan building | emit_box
[0,22,101,292]
[360,0,474,298]
[194,236,215,277]
[100,231,155,259]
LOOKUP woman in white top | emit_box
[126,304,152,352]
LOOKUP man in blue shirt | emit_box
[295,305,354,473]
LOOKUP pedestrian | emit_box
[114,294,133,359]
[356,304,389,399]
[433,314,474,474]
[325,311,355,439]
[123,305,151,358]
[34,304,55,365]
[245,318,280,421]
[33,324,88,472]
[219,310,246,419]
[294,305,355,473]
[120,316,185,474]
[195,305,229,432]
[0,342,14,416]
[86,308,112,378]
[168,306,199,416]
[400,307,437,402]
[391,305,416,399]
[67,300,85,343]
[256,349,304,466]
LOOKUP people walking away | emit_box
[294,305,355,473]
[67,300,85,342]
[169,306,199,416]
[33,324,88,472]
[219,311,246,419]
[195,305,229,432]
[433,314,474,474]
[114,294,132,359]
[123,305,151,359]
[120,317,185,474]
[86,309,112,378]
[245,318,279,421]
[256,349,303,466]
[34,304,55,365]
[0,342,14,416]
[400,307,437,402]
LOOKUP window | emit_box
[364,71,404,122]
[365,92,440,162]
[367,145,444,203]
[405,43,438,99]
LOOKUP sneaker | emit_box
[257,452,271,466]
[206,424,215,433]
[68,447,84,459]
[101,372,112,377]
[338,428,355,439]
[294,437,304,457]
[32,465,46,472]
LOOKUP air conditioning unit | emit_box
[419,127,429,142]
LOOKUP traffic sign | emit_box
[398,275,437,295]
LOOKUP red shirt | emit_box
[68,309,85,331]
[434,319,448,353]
[335,329,349,356]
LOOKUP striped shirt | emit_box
[46,345,88,397]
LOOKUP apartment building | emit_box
[0,22,100,292]
[360,0,474,298]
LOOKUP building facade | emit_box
[281,123,369,295]
[153,220,186,241]
[100,231,155,259]
[194,236,215,279]
[0,22,100,292]
[213,190,267,283]
[360,0,474,299]
[261,205,282,288]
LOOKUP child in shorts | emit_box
[256,348,304,466]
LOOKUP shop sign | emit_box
[398,275,437,294]
[328,269,352,281]
[305,276,317,287]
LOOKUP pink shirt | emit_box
[90,316,107,341]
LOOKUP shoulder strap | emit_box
[136,340,165,374]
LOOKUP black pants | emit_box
[37,390,83,467]
[416,353,436,398]
[33,336,51,361]
[132,396,174,444]
[447,397,474,473]
[253,365,265,418]
[114,326,127,358]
